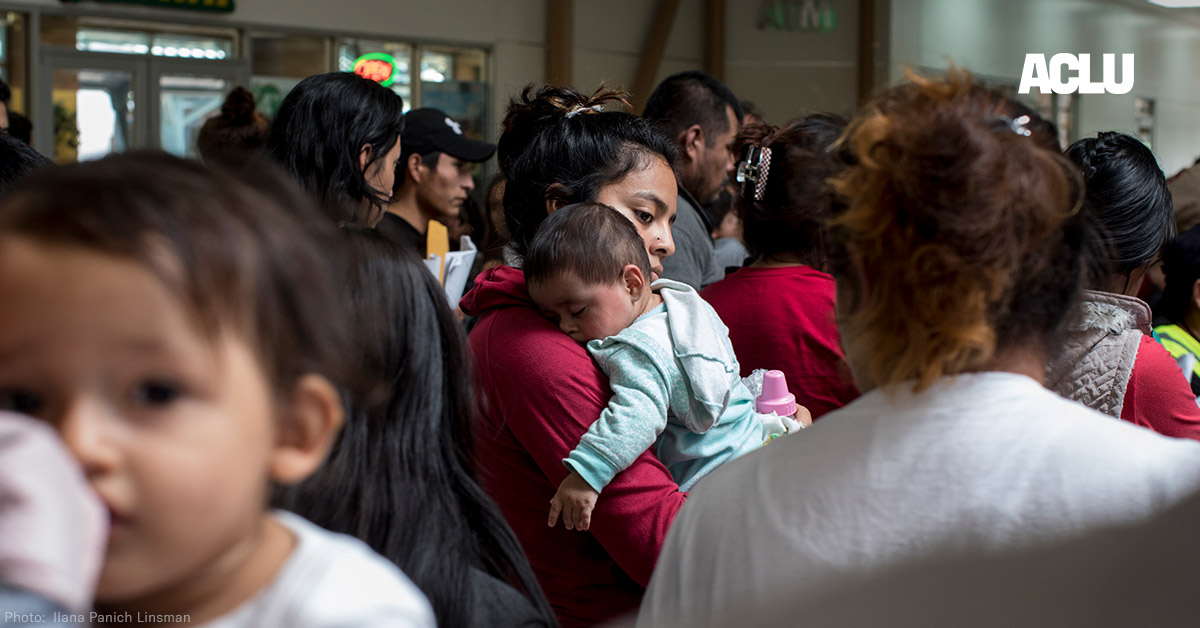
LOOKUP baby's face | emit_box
[0,238,282,605]
[530,272,640,344]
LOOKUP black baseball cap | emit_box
[402,108,495,163]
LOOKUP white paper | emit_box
[441,235,478,305]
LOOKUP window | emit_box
[250,31,331,118]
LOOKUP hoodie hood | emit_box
[459,265,534,317]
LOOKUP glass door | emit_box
[37,51,248,162]
[39,50,146,164]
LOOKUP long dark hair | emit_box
[267,72,404,227]
[276,229,556,627]
[498,85,676,257]
[1065,131,1174,290]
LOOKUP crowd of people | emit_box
[2,64,1200,628]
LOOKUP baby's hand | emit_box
[547,471,599,531]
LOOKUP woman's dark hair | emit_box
[733,113,848,269]
[197,86,272,167]
[829,68,1086,392]
[276,229,556,628]
[267,72,405,227]
[0,151,352,396]
[1156,224,1200,324]
[498,85,676,256]
[1065,131,1173,290]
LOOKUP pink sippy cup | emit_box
[756,370,797,418]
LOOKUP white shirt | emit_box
[638,372,1200,628]
[200,511,434,628]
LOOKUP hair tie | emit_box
[565,104,604,119]
[736,145,772,201]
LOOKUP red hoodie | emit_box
[461,266,687,627]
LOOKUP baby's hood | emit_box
[656,279,740,429]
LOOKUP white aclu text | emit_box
[1018,53,1134,95]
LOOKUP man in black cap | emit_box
[378,108,495,257]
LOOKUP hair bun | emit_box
[221,87,257,123]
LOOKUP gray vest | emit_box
[1044,290,1151,418]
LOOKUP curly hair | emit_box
[829,68,1087,392]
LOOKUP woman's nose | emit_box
[655,224,676,258]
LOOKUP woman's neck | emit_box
[980,345,1048,385]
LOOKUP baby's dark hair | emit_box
[525,202,651,288]
[0,151,353,396]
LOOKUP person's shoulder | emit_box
[1135,332,1192,377]
[267,512,436,627]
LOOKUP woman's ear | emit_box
[269,374,345,485]
[358,143,373,173]
[622,263,648,301]
[544,182,569,215]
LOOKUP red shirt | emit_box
[1122,334,1200,440]
[701,265,859,419]
[460,266,686,627]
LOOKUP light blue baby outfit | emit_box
[564,279,763,492]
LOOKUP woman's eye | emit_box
[635,211,653,224]
[133,380,181,406]
[0,389,45,416]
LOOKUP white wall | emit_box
[569,0,861,123]
[890,0,1200,175]
[725,0,860,122]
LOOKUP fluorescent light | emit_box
[1149,0,1200,7]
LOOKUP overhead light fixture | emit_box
[1149,0,1200,7]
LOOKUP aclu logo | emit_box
[1018,53,1134,95]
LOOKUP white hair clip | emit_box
[1009,114,1032,137]
[565,104,604,119]
[736,145,772,201]
[991,114,1032,137]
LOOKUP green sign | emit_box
[353,53,398,87]
[61,0,235,13]
[761,0,834,32]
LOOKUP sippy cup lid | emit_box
[756,369,797,417]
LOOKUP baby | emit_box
[0,153,434,626]
[526,202,764,531]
